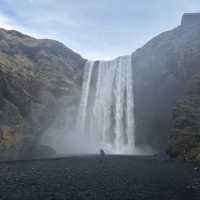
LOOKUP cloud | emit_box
[0,0,200,60]
[0,13,19,30]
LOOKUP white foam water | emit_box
[76,55,136,154]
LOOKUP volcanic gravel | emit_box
[0,156,199,200]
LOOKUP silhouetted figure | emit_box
[100,149,105,156]
[194,167,200,172]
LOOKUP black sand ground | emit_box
[0,156,199,200]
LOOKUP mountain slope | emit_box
[132,13,200,154]
[168,74,200,160]
[0,28,85,159]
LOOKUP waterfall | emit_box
[76,55,135,154]
[76,61,94,134]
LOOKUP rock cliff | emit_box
[132,13,200,155]
[168,74,200,160]
[0,28,85,159]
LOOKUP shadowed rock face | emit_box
[132,13,200,153]
[168,74,200,160]
[0,28,85,159]
[181,13,200,26]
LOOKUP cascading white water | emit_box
[76,61,94,134]
[76,55,135,154]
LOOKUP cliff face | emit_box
[168,74,200,160]
[133,13,200,152]
[0,28,85,159]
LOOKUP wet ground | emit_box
[0,155,199,200]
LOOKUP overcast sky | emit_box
[0,0,200,60]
